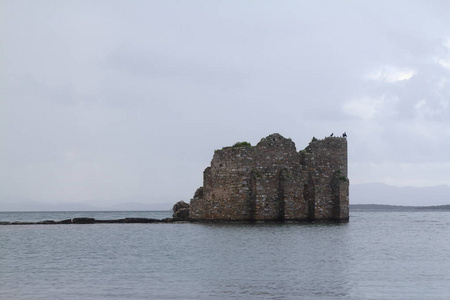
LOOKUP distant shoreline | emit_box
[350,204,450,210]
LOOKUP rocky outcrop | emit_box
[172,200,190,221]
[173,208,190,221]
[173,200,190,212]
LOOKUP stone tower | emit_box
[189,133,349,222]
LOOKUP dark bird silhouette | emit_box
[330,133,334,137]
[343,132,347,138]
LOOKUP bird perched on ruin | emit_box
[330,133,334,137]
[343,132,347,138]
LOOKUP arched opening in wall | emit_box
[249,170,258,222]
[331,175,345,221]
[277,169,287,222]
[304,179,315,221]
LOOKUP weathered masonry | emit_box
[189,133,349,222]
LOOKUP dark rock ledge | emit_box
[0,217,182,225]
[1,201,192,225]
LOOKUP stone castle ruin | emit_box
[187,133,349,222]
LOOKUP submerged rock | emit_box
[38,220,56,224]
[72,217,96,224]
[56,219,72,224]
[123,218,159,223]
[0,216,177,225]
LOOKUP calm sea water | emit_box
[1,210,449,300]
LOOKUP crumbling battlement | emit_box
[189,133,349,222]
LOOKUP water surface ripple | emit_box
[1,210,449,299]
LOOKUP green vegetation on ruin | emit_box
[219,141,253,150]
[335,170,348,182]
[232,141,252,148]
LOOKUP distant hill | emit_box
[350,204,450,211]
[351,183,450,206]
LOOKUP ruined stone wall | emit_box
[189,133,349,222]
[190,147,255,221]
[301,137,349,221]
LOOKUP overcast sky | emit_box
[2,0,450,207]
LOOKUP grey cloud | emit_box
[2,0,450,207]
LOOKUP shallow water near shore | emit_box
[1,209,449,299]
